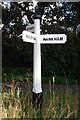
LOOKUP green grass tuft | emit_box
[1,80,79,119]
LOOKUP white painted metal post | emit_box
[33,19,42,93]
[32,14,42,107]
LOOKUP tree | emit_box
[2,2,80,80]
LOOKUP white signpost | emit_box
[22,30,36,43]
[22,31,67,44]
[26,24,34,33]
[40,34,67,44]
[22,14,67,107]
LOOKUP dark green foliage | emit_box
[2,2,80,83]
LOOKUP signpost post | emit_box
[22,13,67,108]
[32,14,42,108]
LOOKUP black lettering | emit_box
[49,38,53,41]
[26,35,35,40]
[60,37,63,40]
[43,38,48,41]
[54,37,59,40]
[43,38,53,41]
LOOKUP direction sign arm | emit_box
[22,30,36,43]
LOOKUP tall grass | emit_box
[1,79,78,119]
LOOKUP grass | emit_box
[2,67,32,83]
[42,75,78,85]
[1,79,79,119]
[1,67,79,118]
[2,67,78,85]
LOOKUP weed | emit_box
[1,79,79,119]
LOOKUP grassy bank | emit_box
[1,80,79,119]
[1,67,79,118]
